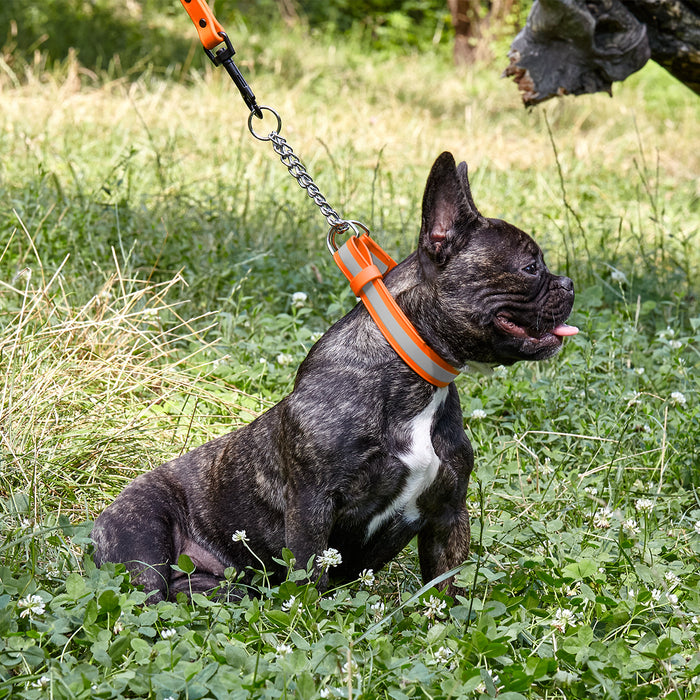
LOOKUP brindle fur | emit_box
[92,152,575,601]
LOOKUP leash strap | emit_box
[333,232,460,387]
[180,0,225,50]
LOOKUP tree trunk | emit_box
[448,0,479,64]
[450,0,519,64]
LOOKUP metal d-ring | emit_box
[248,106,282,141]
[326,220,369,255]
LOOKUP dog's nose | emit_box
[558,276,574,292]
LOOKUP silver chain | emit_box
[269,132,346,229]
[248,107,349,233]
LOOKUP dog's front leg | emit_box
[417,503,471,598]
[283,488,335,590]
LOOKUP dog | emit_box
[92,152,577,602]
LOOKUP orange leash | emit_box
[179,0,225,50]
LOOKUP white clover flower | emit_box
[370,601,385,620]
[281,596,296,612]
[664,571,681,590]
[275,642,293,659]
[669,340,682,350]
[551,607,577,632]
[424,595,447,620]
[564,582,581,597]
[668,593,679,606]
[593,506,613,529]
[276,353,294,366]
[318,548,343,568]
[583,486,598,496]
[670,391,687,407]
[341,659,359,676]
[161,628,177,640]
[291,292,308,308]
[31,675,50,689]
[651,588,662,601]
[431,646,454,664]
[635,498,654,515]
[694,521,700,536]
[358,569,375,586]
[610,268,627,284]
[470,408,487,420]
[231,530,249,543]
[540,458,554,476]
[18,594,45,618]
[622,518,640,536]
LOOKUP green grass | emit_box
[1,13,700,700]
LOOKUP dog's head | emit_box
[414,151,577,367]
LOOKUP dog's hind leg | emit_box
[92,472,186,602]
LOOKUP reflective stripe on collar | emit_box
[333,234,460,387]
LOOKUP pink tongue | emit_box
[552,324,579,337]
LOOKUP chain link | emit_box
[268,132,347,230]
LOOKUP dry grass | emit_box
[3,29,698,190]
[0,223,262,523]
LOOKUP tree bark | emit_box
[504,0,700,105]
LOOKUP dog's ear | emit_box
[456,160,479,215]
[419,152,482,266]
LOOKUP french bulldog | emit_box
[92,152,577,602]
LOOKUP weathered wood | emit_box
[504,0,700,105]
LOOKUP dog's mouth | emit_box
[495,313,579,345]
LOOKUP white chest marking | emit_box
[365,387,448,540]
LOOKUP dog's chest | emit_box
[365,387,447,540]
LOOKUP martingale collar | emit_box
[332,229,460,388]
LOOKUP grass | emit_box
[1,12,699,700]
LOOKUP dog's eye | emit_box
[522,263,538,275]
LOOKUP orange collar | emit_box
[332,230,460,387]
